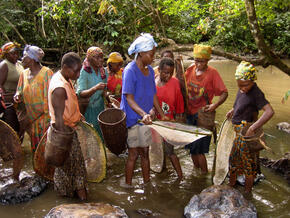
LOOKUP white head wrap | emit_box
[23,45,44,62]
[128,33,157,59]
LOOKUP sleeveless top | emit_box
[3,59,23,93]
[48,71,81,128]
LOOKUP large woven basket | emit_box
[44,124,75,167]
[197,108,216,131]
[98,108,127,155]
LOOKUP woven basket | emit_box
[98,108,127,155]
[0,119,21,162]
[241,123,265,153]
[197,108,216,131]
[44,124,75,167]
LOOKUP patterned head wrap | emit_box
[107,52,123,64]
[86,46,103,58]
[193,44,212,59]
[128,33,157,59]
[235,61,257,81]
[0,42,20,59]
[83,46,106,79]
[23,45,45,62]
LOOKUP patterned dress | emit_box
[17,66,53,152]
[229,122,257,177]
[54,132,87,197]
[17,66,55,179]
[76,67,108,140]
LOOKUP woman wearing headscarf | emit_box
[106,52,123,102]
[184,44,228,174]
[0,42,23,132]
[120,33,169,186]
[14,45,54,179]
[226,61,274,192]
[0,42,23,101]
[76,47,108,138]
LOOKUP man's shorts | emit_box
[127,124,152,148]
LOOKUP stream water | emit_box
[0,60,289,218]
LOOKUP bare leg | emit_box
[76,188,87,200]
[138,147,150,184]
[245,175,254,193]
[125,148,138,185]
[198,154,208,174]
[191,154,200,169]
[12,145,24,181]
[169,154,183,180]
[12,156,23,180]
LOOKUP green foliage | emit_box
[0,0,289,61]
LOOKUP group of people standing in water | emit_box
[0,32,274,201]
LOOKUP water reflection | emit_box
[0,60,289,218]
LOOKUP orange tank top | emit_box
[48,71,81,128]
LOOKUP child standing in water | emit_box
[226,61,274,193]
[155,57,184,179]
[120,33,169,186]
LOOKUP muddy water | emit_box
[0,60,289,218]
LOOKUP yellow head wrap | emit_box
[193,44,212,59]
[107,52,123,64]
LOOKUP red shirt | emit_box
[107,69,123,102]
[156,77,184,119]
[185,65,227,115]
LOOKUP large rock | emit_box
[184,185,257,218]
[276,122,290,134]
[260,153,290,184]
[45,203,128,218]
[0,174,48,205]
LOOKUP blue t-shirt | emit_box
[120,61,156,128]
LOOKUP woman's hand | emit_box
[142,114,152,125]
[245,126,255,137]
[13,93,22,103]
[94,82,107,91]
[204,103,217,112]
[226,108,234,119]
[160,115,171,121]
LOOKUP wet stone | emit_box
[260,153,290,184]
[276,122,290,134]
[45,203,129,218]
[0,174,48,205]
[184,185,257,218]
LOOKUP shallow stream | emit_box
[0,60,289,218]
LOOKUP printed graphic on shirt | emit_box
[188,82,205,101]
[162,101,170,115]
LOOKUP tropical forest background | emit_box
[0,0,289,74]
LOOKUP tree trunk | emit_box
[244,0,290,76]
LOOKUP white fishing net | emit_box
[148,121,212,148]
[213,119,235,185]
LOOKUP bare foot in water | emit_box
[77,188,87,201]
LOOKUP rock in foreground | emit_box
[184,185,257,218]
[0,174,48,205]
[45,203,128,218]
